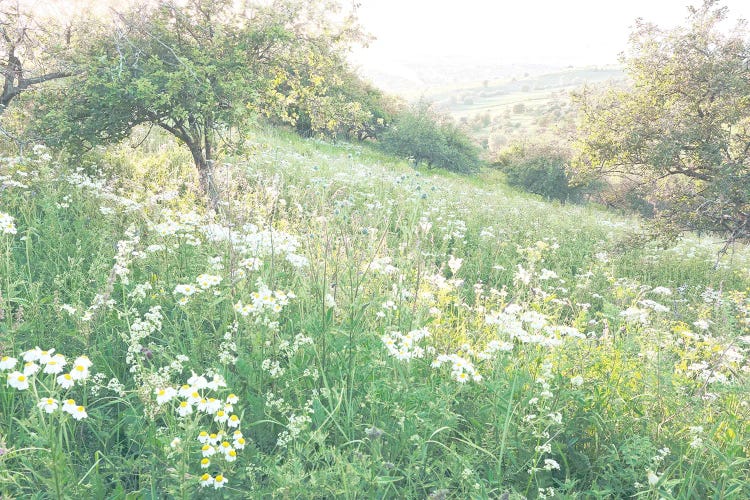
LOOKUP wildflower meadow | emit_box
[0,130,748,498]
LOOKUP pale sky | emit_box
[352,0,750,67]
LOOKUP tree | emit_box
[33,0,362,208]
[574,0,750,244]
[0,1,80,112]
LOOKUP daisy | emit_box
[204,398,222,414]
[70,363,90,381]
[73,355,93,368]
[70,405,88,420]
[233,436,246,449]
[62,399,77,414]
[43,354,67,375]
[7,371,29,390]
[23,362,41,376]
[22,347,42,362]
[200,458,211,469]
[213,474,228,489]
[227,414,241,428]
[187,390,202,405]
[0,356,18,371]
[176,401,193,417]
[38,349,55,364]
[154,387,177,405]
[206,374,226,390]
[199,473,214,487]
[187,372,208,390]
[37,397,59,413]
[57,373,75,389]
[197,431,210,444]
[174,284,197,296]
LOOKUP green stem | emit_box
[497,370,517,481]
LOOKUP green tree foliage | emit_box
[32,0,362,207]
[574,0,750,243]
[379,101,481,173]
[266,53,396,141]
[494,142,588,202]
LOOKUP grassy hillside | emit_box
[0,130,748,498]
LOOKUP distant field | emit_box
[425,67,625,148]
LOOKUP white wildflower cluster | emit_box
[64,169,142,212]
[56,195,72,209]
[123,306,163,373]
[60,304,77,315]
[218,322,239,365]
[1,348,93,420]
[276,398,314,448]
[438,218,466,241]
[233,280,294,321]
[524,359,564,480]
[262,359,284,378]
[515,265,533,285]
[201,222,308,270]
[674,324,748,385]
[262,333,314,379]
[238,257,262,272]
[154,372,244,490]
[638,299,670,313]
[367,256,398,275]
[643,447,671,489]
[701,287,724,305]
[619,306,650,325]
[538,487,556,499]
[112,227,141,285]
[447,255,463,275]
[128,282,153,302]
[81,292,117,322]
[382,327,431,362]
[485,305,584,348]
[424,273,463,293]
[538,269,558,280]
[688,425,704,449]
[0,165,32,189]
[173,273,223,305]
[147,210,203,246]
[431,352,482,383]
[0,211,17,235]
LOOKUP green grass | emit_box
[0,129,748,498]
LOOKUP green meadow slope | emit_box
[0,130,748,498]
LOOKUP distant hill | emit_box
[351,54,566,96]
[423,66,625,149]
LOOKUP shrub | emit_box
[494,142,588,202]
[378,102,481,173]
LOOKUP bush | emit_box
[378,102,481,173]
[494,142,589,202]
